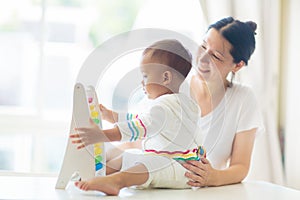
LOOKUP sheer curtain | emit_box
[281,0,300,190]
[199,0,284,184]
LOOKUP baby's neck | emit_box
[161,89,175,96]
[154,89,176,99]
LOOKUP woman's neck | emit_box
[206,80,229,99]
[191,76,228,116]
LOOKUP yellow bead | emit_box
[94,148,103,154]
[89,105,95,110]
[91,111,98,118]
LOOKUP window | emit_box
[0,0,203,174]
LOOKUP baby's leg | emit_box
[106,140,143,175]
[106,155,122,175]
[75,164,149,195]
[106,140,142,162]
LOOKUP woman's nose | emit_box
[200,51,210,63]
[198,51,210,64]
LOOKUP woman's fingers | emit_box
[185,171,206,184]
[182,159,211,187]
[184,163,207,179]
[200,157,210,164]
[187,180,202,187]
[183,160,206,172]
[184,163,201,175]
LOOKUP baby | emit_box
[70,39,204,195]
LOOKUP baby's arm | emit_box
[70,118,121,149]
[99,104,118,123]
[116,105,166,142]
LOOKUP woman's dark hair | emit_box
[208,17,257,65]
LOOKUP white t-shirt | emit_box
[180,75,264,169]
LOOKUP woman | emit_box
[182,16,264,187]
[105,16,264,188]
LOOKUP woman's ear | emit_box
[163,71,172,85]
[233,60,245,73]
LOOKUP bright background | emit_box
[0,0,299,190]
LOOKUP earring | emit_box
[229,71,235,87]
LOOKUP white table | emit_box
[1,175,300,199]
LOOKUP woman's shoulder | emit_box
[229,82,258,106]
[230,82,255,96]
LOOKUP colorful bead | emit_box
[94,148,103,155]
[93,118,100,124]
[91,111,99,118]
[95,155,103,164]
[95,162,103,170]
[89,105,95,110]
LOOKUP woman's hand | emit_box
[182,157,219,187]
[99,104,118,123]
[70,118,107,149]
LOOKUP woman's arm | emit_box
[183,128,256,186]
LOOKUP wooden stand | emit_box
[55,83,105,189]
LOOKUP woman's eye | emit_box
[201,45,207,50]
[212,54,221,61]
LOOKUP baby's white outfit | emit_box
[116,93,202,188]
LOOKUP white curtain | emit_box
[282,0,300,190]
[199,0,284,185]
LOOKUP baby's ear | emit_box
[163,71,172,85]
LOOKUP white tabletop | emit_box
[1,175,300,200]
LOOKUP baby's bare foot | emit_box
[75,176,121,196]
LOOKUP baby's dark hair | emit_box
[208,17,257,65]
[142,39,192,78]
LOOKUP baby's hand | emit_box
[99,104,118,123]
[70,118,106,149]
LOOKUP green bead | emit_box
[93,118,100,124]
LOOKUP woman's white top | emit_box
[180,75,265,169]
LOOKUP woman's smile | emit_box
[198,67,210,73]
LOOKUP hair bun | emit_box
[245,21,257,34]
